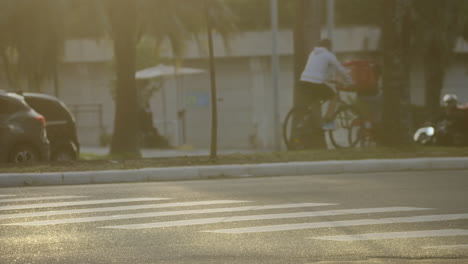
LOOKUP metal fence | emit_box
[69,104,105,146]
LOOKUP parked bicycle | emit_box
[283,81,370,150]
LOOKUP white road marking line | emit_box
[0,198,170,211]
[0,195,15,198]
[207,213,468,234]
[4,203,336,226]
[423,244,468,249]
[312,229,468,241]
[102,207,428,230]
[0,200,248,220]
[0,196,87,203]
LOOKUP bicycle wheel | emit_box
[328,105,362,148]
[282,107,318,150]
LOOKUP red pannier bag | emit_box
[340,60,379,96]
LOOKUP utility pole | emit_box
[270,0,280,151]
[327,0,335,45]
[206,0,218,160]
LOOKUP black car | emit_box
[22,93,80,161]
[0,91,50,163]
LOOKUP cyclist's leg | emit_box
[299,82,335,118]
[298,81,320,107]
[297,81,322,128]
[288,82,325,149]
[306,83,335,120]
[315,83,337,129]
[325,94,339,121]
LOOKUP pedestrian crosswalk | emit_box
[1,194,467,250]
[0,200,247,220]
[4,202,333,226]
[0,197,170,211]
[207,213,468,234]
[0,195,87,203]
[312,229,468,241]
[102,207,429,230]
[423,244,468,249]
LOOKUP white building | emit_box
[1,27,467,149]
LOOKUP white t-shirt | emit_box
[300,47,353,85]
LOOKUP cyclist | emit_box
[440,94,468,132]
[299,38,354,130]
[428,94,468,146]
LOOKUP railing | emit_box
[69,104,105,145]
[154,120,179,146]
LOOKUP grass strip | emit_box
[1,146,467,174]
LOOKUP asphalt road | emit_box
[1,170,467,264]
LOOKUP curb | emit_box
[1,157,468,188]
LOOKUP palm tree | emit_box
[0,0,66,92]
[0,3,15,88]
[410,0,468,113]
[0,0,235,157]
[379,0,468,146]
[101,0,235,157]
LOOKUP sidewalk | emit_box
[1,157,468,188]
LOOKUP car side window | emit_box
[0,97,25,115]
[0,98,7,115]
[25,97,69,122]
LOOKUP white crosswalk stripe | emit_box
[0,198,170,211]
[423,244,468,249]
[0,196,87,203]
[0,200,248,220]
[207,214,468,234]
[311,229,468,241]
[4,202,335,226]
[102,207,428,230]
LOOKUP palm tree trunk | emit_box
[293,0,326,149]
[108,0,140,157]
[424,46,446,114]
[1,51,16,90]
[28,73,41,93]
[381,0,412,146]
[53,63,60,97]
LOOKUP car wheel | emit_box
[54,148,76,161]
[9,145,40,163]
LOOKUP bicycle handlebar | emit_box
[326,80,356,92]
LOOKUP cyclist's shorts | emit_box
[299,81,335,102]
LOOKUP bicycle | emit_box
[283,81,367,150]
